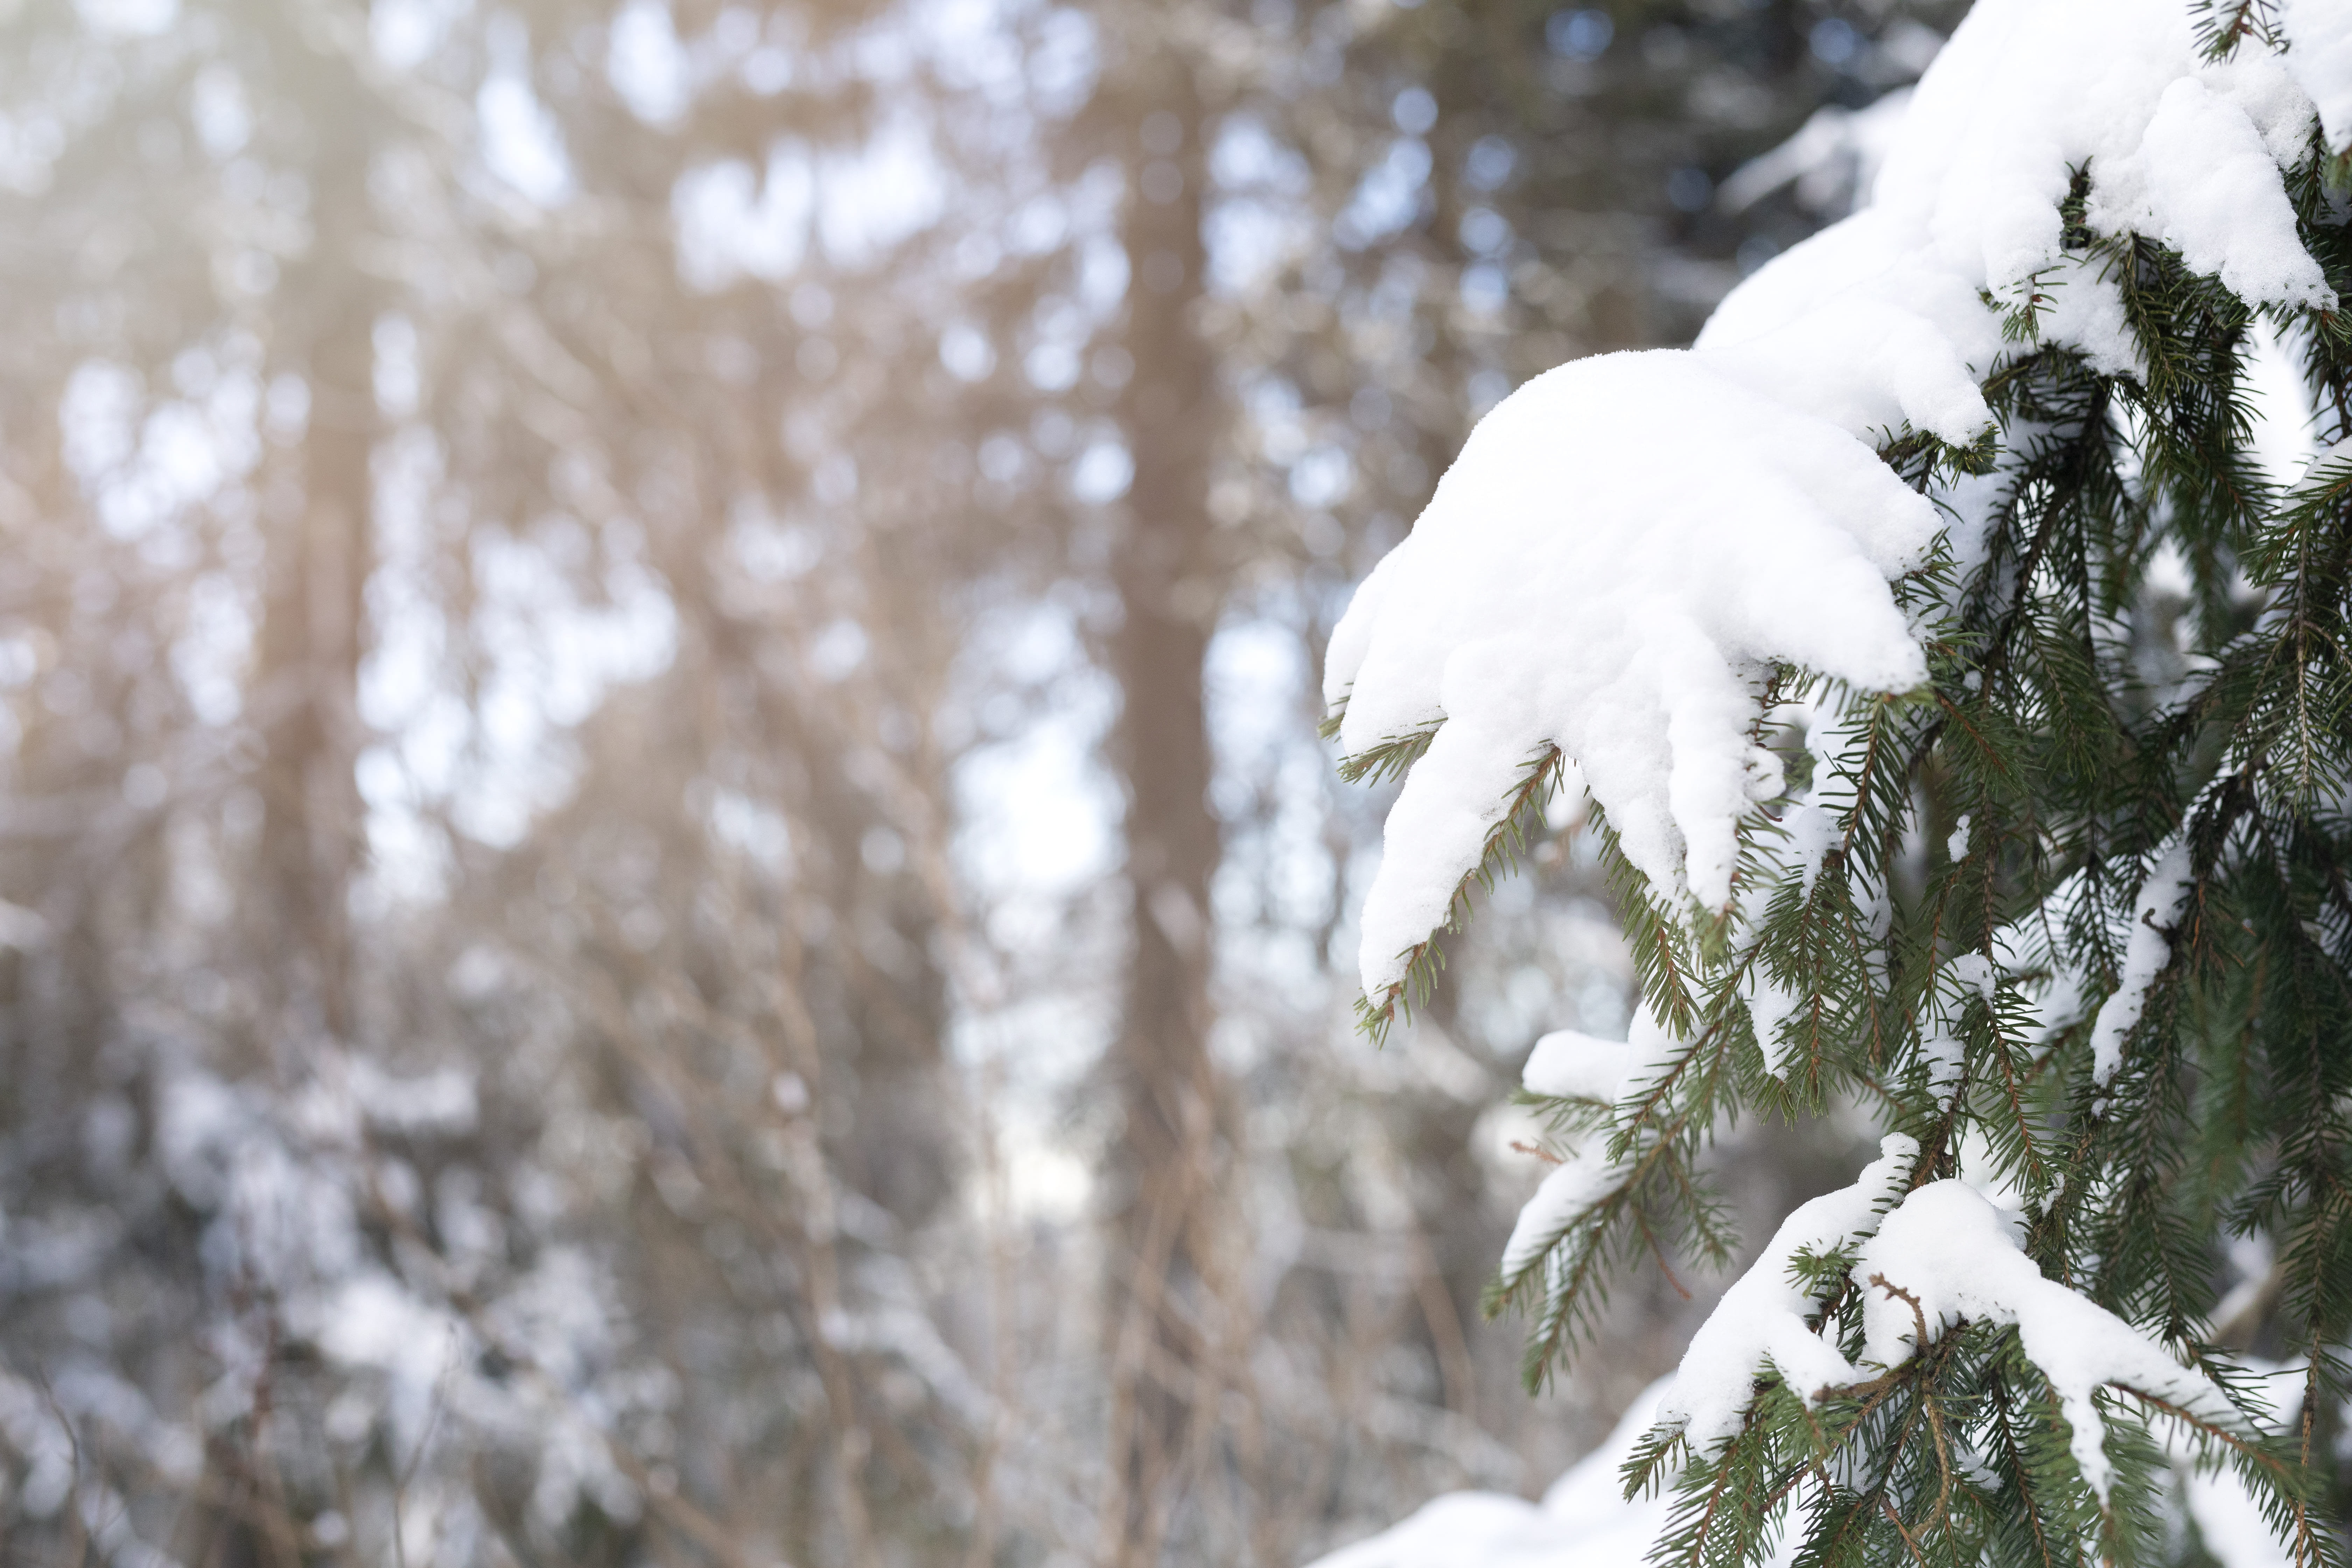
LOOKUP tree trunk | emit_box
[252,64,374,1044]
[1098,34,1230,1565]
[176,45,375,1568]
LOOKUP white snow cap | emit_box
[1520,1007,1677,1104]
[1874,0,2328,317]
[1503,1006,1679,1281]
[1328,351,1938,996]
[1500,1143,1630,1282]
[1329,0,2332,1003]
[1657,1134,1917,1454]
[1854,1178,2240,1498]
[2279,0,2352,153]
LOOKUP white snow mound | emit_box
[1301,1382,1686,1568]
[1327,352,1938,996]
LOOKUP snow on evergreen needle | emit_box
[1853,1180,2243,1502]
[1654,1134,1917,1456]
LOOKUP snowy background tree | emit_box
[1317,0,2352,1564]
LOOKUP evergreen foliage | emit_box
[1333,19,2352,1567]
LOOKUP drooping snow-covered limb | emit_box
[1853,1179,2242,1499]
[1500,1009,1681,1284]
[2088,838,2196,1089]
[1655,1134,1917,1455]
[1500,1144,1637,1284]
[1326,351,1939,1000]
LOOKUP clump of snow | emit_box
[1743,963,1807,1080]
[2278,0,2352,152]
[1853,1179,2240,1498]
[1695,206,2002,446]
[1656,1135,1916,1453]
[1521,1031,1645,1102]
[2096,76,2329,309]
[1326,351,1938,995]
[1500,1144,1631,1281]
[1875,0,2328,316]
[1950,951,1997,1002]
[1521,1009,1673,1104]
[1920,1031,1967,1098]
[1779,704,1849,897]
[1505,1007,1686,1278]
[2088,839,2194,1088]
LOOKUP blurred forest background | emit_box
[0,0,1956,1562]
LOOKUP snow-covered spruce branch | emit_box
[1325,0,2352,1559]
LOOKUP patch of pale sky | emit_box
[955,689,1116,904]
[1337,136,1431,248]
[478,74,575,204]
[1210,198,1310,294]
[816,115,948,266]
[61,358,261,548]
[190,65,251,159]
[674,150,814,291]
[173,572,251,728]
[370,0,470,72]
[474,12,576,203]
[73,0,177,38]
[1205,115,1316,292]
[947,599,1123,1218]
[1067,439,1133,503]
[608,0,692,125]
[353,428,680,893]
[912,0,1032,102]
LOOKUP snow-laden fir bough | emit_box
[1324,0,2352,1562]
